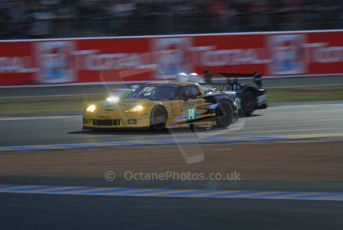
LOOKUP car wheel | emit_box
[150,106,168,131]
[215,100,233,128]
[242,89,257,116]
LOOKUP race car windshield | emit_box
[127,85,179,100]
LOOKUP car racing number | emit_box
[173,98,205,123]
[184,99,204,121]
[186,107,196,121]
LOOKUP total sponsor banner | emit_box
[0,30,342,86]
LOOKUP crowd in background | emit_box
[0,0,342,39]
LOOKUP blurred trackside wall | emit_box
[0,30,342,86]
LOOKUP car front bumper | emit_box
[83,112,150,129]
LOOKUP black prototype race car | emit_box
[203,71,267,116]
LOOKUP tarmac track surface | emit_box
[0,193,342,230]
[0,102,342,229]
[0,102,342,147]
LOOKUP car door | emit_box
[171,85,207,123]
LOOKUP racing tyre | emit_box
[150,106,168,131]
[215,100,233,128]
[242,89,257,116]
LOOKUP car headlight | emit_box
[130,104,144,112]
[106,96,119,103]
[86,104,96,112]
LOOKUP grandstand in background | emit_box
[0,0,342,39]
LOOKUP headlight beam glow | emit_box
[130,104,144,112]
[106,96,119,103]
[86,104,96,112]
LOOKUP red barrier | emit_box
[0,30,342,86]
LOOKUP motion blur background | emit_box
[1,1,343,230]
[0,0,342,39]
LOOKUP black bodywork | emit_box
[203,71,268,116]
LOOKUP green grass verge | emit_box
[0,86,342,116]
[268,86,343,103]
[0,94,104,116]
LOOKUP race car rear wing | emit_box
[203,70,262,89]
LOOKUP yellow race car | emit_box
[83,82,239,131]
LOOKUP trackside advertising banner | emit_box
[0,30,343,86]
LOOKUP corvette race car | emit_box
[83,71,267,130]
[83,81,239,130]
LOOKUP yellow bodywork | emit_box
[83,83,217,129]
